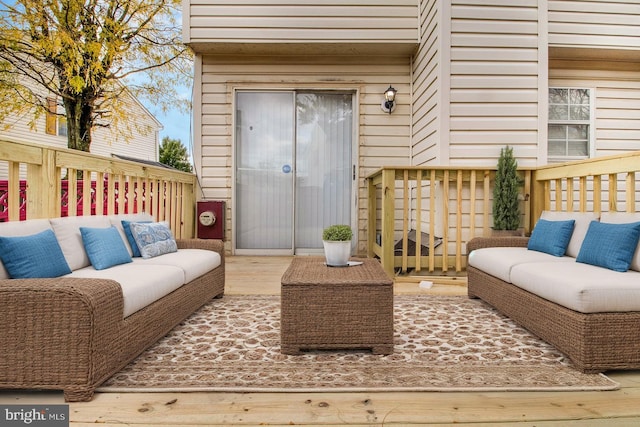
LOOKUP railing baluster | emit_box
[579,176,587,212]
[609,173,618,212]
[429,169,436,272]
[626,172,636,213]
[442,170,449,273]
[456,170,463,272]
[415,169,422,273]
[483,170,491,236]
[469,170,477,241]
[8,161,19,221]
[401,169,409,273]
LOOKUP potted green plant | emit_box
[492,146,522,235]
[322,224,353,267]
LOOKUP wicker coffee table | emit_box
[280,257,394,355]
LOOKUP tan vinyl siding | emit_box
[411,0,443,166]
[196,55,411,252]
[448,0,542,167]
[548,0,640,49]
[184,0,419,55]
[550,69,640,156]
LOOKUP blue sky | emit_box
[153,107,192,151]
[140,83,194,160]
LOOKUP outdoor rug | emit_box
[98,295,618,393]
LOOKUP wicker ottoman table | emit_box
[280,257,394,355]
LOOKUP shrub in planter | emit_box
[492,146,522,232]
[322,225,353,266]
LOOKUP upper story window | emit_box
[548,88,592,162]
[45,97,67,137]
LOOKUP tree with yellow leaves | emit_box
[0,0,192,151]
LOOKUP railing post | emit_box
[529,170,545,231]
[381,168,395,278]
[26,147,58,219]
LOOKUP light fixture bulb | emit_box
[384,86,397,102]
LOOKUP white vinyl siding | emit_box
[195,55,411,253]
[548,0,640,49]
[184,0,419,55]
[411,0,443,166]
[0,87,161,163]
[447,0,542,167]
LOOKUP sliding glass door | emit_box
[235,91,353,254]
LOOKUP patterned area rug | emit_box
[99,295,618,392]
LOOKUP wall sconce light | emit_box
[381,85,397,114]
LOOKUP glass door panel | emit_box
[295,93,352,250]
[235,92,294,250]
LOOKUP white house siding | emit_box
[548,0,640,49]
[184,0,419,52]
[411,0,444,166]
[194,55,412,253]
[447,0,543,168]
[0,87,161,163]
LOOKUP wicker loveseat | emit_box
[467,211,640,373]
[0,213,225,401]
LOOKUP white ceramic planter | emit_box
[322,240,351,267]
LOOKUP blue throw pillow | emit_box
[80,226,133,270]
[0,229,72,278]
[121,220,152,257]
[129,222,178,259]
[527,219,575,256]
[576,221,640,272]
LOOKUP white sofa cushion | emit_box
[468,247,573,283]
[540,211,599,258]
[510,261,640,313]
[132,249,221,283]
[50,216,111,271]
[600,212,640,272]
[0,219,53,279]
[66,263,185,318]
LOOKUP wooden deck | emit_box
[1,255,640,426]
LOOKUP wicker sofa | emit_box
[0,213,225,401]
[467,211,640,373]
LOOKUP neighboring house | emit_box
[183,0,640,255]
[0,81,163,163]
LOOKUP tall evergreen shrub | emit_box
[492,146,521,230]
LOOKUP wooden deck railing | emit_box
[0,139,196,238]
[531,151,640,219]
[367,166,533,277]
[368,152,640,278]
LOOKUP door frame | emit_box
[231,86,360,256]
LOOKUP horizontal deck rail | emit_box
[0,139,196,238]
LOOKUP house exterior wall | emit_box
[548,0,640,49]
[186,0,640,253]
[411,0,444,166]
[0,83,161,163]
[447,0,545,168]
[183,0,419,55]
[194,55,412,252]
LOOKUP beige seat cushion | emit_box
[66,264,185,317]
[510,261,640,313]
